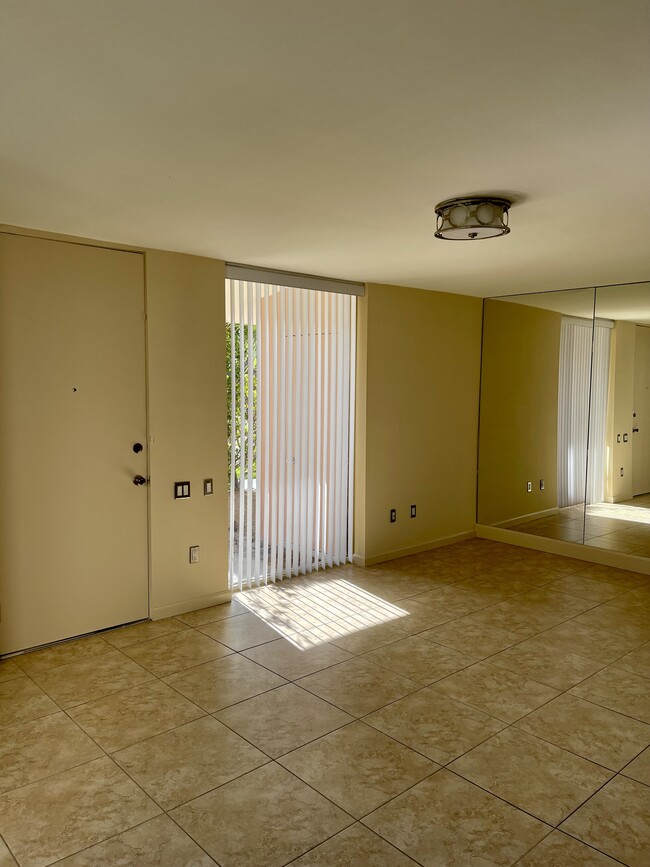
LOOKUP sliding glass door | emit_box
[226,279,356,591]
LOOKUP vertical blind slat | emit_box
[228,280,238,589]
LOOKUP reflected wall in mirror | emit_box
[478,280,650,561]
[478,287,595,543]
[584,282,650,556]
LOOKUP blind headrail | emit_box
[226,263,365,297]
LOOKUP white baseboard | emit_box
[494,507,560,529]
[476,524,650,575]
[152,590,232,620]
[357,529,476,568]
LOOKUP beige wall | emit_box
[478,300,561,526]
[354,282,483,564]
[147,251,229,617]
[606,321,635,502]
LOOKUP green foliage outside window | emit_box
[226,323,257,488]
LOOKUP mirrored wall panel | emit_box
[478,281,650,559]
[584,282,650,555]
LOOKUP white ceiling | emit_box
[2,0,649,297]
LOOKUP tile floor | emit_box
[516,495,650,555]
[1,538,650,865]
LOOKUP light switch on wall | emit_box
[174,481,190,499]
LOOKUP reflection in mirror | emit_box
[478,287,596,543]
[584,282,650,556]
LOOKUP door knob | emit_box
[633,427,639,433]
[133,475,147,486]
[132,442,144,453]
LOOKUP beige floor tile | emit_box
[403,585,491,618]
[571,604,650,641]
[164,654,286,712]
[215,683,352,757]
[121,630,231,677]
[561,775,650,866]
[516,552,586,574]
[0,678,58,730]
[516,693,650,770]
[546,574,625,602]
[242,637,353,679]
[0,712,102,794]
[365,689,505,764]
[612,641,650,678]
[68,680,204,752]
[175,598,249,627]
[431,661,559,723]
[383,598,462,635]
[364,635,477,684]
[56,815,216,865]
[328,619,411,654]
[622,746,650,786]
[405,561,490,582]
[454,574,539,601]
[518,830,620,866]
[171,762,352,867]
[451,727,611,826]
[483,563,563,583]
[574,565,647,589]
[363,768,548,866]
[608,592,650,618]
[102,617,188,649]
[197,612,282,650]
[0,837,17,866]
[359,576,436,603]
[13,635,113,675]
[291,822,419,865]
[489,636,605,690]
[534,619,644,663]
[30,650,154,709]
[422,618,529,657]
[496,586,597,619]
[113,715,268,809]
[0,756,160,866]
[569,666,650,723]
[0,660,25,684]
[279,721,436,818]
[297,657,420,716]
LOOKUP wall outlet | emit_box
[526,481,532,493]
[390,508,397,523]
[410,504,416,518]
[539,479,545,491]
[189,546,200,564]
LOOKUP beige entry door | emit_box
[0,233,149,653]
[633,325,650,496]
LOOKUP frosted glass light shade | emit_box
[435,197,511,240]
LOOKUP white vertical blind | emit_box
[558,317,612,508]
[226,280,356,591]
[586,322,612,505]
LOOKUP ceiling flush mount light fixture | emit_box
[434,196,511,240]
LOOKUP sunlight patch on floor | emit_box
[234,577,408,649]
[587,503,650,525]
